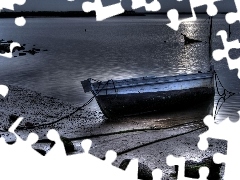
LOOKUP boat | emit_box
[81,66,215,118]
[81,17,215,118]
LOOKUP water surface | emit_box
[0,14,239,122]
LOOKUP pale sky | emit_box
[12,0,236,13]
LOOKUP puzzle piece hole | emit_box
[15,16,26,26]
[173,157,221,179]
[105,150,117,164]
[81,139,92,153]
[152,168,162,180]
[119,159,153,180]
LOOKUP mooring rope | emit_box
[15,79,111,130]
[214,71,236,119]
[1,71,237,131]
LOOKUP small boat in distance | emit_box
[81,66,215,118]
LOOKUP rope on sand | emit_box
[14,80,111,130]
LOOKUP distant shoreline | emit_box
[0,11,144,18]
[0,11,228,18]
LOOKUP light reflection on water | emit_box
[0,15,239,121]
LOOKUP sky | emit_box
[12,0,236,13]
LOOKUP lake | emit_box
[0,14,239,122]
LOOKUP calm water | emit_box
[0,14,239,122]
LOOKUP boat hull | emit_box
[81,70,215,118]
[95,86,215,118]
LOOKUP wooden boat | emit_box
[81,66,215,118]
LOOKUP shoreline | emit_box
[0,84,211,140]
[0,84,226,179]
[0,12,228,19]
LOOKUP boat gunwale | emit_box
[92,73,214,91]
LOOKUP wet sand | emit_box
[0,85,226,179]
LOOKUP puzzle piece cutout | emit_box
[167,0,221,30]
[0,117,44,179]
[157,0,192,21]
[82,0,125,21]
[0,0,26,11]
[225,0,240,24]
[45,129,67,157]
[212,30,240,79]
[82,0,223,30]
[82,0,161,21]
[0,85,9,98]
[167,155,209,180]
[0,116,165,180]
[198,114,240,179]
[15,16,26,26]
[131,0,161,12]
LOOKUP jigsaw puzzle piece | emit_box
[190,0,221,16]
[213,152,237,180]
[45,129,67,157]
[167,155,209,180]
[65,139,139,180]
[213,149,240,179]
[82,0,124,21]
[131,0,161,12]
[212,30,240,78]
[167,0,221,31]
[226,0,240,24]
[198,114,240,149]
[3,117,42,159]
[198,113,240,179]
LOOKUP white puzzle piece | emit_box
[212,30,240,78]
[131,0,161,12]
[167,0,222,30]
[82,0,124,21]
[167,155,209,180]
[0,117,143,180]
[225,0,240,24]
[198,114,240,180]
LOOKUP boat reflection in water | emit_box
[81,66,215,119]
